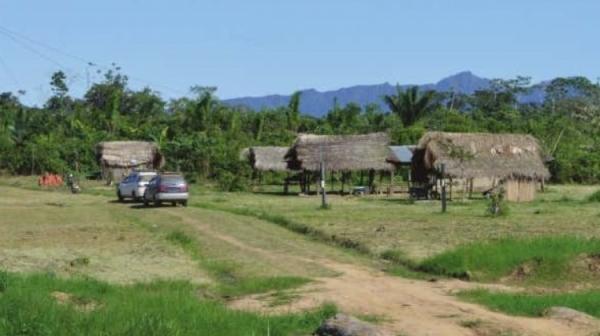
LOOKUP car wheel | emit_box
[117,190,124,202]
[181,200,187,207]
[143,198,149,207]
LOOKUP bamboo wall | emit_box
[505,178,536,202]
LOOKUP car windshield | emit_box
[161,176,185,184]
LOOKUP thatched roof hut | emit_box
[248,146,290,172]
[415,132,550,180]
[96,141,164,181]
[286,133,393,172]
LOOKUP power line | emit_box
[0,24,187,96]
[0,28,67,70]
[0,25,92,66]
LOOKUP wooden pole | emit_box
[441,164,447,213]
[368,169,375,194]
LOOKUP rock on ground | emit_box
[544,307,599,327]
[315,313,391,336]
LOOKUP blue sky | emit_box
[1,0,598,105]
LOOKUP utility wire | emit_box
[0,25,93,66]
[0,24,187,96]
[0,28,67,70]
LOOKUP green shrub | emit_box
[216,170,249,192]
[587,190,600,202]
[486,191,509,217]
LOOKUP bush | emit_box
[587,190,600,202]
[216,170,249,192]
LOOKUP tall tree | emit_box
[286,91,302,131]
[383,86,436,127]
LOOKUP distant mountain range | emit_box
[223,71,549,117]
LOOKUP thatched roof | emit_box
[249,146,290,172]
[416,132,550,180]
[96,141,163,168]
[286,133,393,172]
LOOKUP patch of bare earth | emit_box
[230,261,600,336]
[51,291,100,312]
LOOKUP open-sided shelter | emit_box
[286,133,393,193]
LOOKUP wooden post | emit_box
[441,163,447,213]
[388,170,394,196]
[331,171,335,192]
[468,178,474,199]
[341,172,345,195]
[541,179,545,192]
[284,172,289,194]
[320,157,327,208]
[368,169,375,194]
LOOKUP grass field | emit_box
[4,176,600,331]
[190,184,600,260]
[0,271,335,336]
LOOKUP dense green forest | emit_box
[1,68,600,188]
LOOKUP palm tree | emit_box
[383,86,436,127]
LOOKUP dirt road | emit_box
[169,208,600,336]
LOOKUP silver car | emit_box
[143,173,189,207]
[117,171,157,202]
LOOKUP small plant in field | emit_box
[166,230,194,248]
[486,189,509,217]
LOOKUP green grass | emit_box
[418,236,600,284]
[186,184,600,262]
[461,288,600,318]
[0,271,335,336]
[217,276,311,298]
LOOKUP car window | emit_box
[161,175,185,183]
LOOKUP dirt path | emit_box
[169,208,600,336]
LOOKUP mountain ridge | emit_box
[223,71,547,117]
